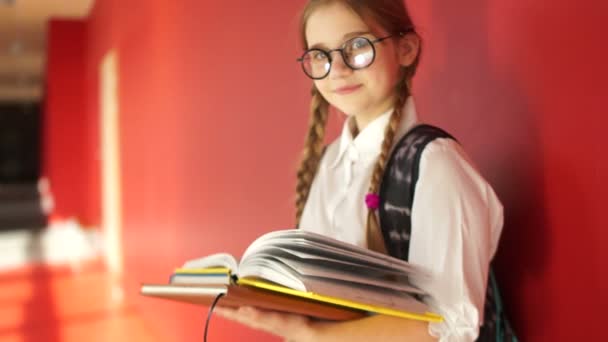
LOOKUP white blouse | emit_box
[299,96,504,341]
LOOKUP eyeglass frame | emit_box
[296,32,405,80]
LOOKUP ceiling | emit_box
[0,0,94,102]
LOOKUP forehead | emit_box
[305,2,372,48]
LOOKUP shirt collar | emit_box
[329,96,419,169]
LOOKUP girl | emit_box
[216,0,504,341]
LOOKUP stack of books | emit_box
[140,229,442,322]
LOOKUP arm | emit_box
[309,314,437,341]
[215,306,437,342]
[409,138,504,341]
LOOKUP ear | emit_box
[396,32,420,67]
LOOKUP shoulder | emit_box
[421,137,474,171]
[416,136,504,230]
[418,137,489,197]
[388,125,477,187]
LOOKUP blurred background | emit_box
[0,0,606,341]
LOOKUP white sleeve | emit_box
[409,138,504,341]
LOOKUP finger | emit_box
[214,306,238,319]
[238,307,302,332]
[238,306,260,318]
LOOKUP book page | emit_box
[300,277,430,314]
[255,240,428,282]
[274,247,414,278]
[181,252,238,272]
[274,255,425,295]
[240,246,424,294]
[236,257,304,290]
[242,230,428,276]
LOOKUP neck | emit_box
[352,97,396,135]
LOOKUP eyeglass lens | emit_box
[301,37,375,79]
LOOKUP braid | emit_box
[366,81,410,253]
[295,87,329,226]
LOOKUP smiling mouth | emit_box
[334,84,362,95]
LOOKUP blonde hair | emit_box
[295,0,421,254]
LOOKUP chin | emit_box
[333,102,368,117]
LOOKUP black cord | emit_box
[204,293,225,342]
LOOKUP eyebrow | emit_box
[308,30,372,50]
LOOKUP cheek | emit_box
[364,59,401,93]
[313,80,333,100]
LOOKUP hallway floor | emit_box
[0,260,160,342]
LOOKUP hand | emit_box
[214,306,314,342]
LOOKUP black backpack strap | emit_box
[377,124,518,342]
[477,269,519,342]
[378,124,454,261]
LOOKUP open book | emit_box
[140,229,442,322]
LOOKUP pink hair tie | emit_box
[365,193,380,210]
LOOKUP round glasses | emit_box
[297,34,398,80]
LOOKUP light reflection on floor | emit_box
[0,219,160,342]
[0,260,160,342]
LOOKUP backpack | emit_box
[378,124,518,342]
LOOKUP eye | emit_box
[311,50,329,61]
[349,38,369,50]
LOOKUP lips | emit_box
[334,84,362,95]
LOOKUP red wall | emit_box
[44,0,607,340]
[44,20,97,225]
[413,1,608,339]
[83,1,316,340]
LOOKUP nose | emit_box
[328,51,351,79]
